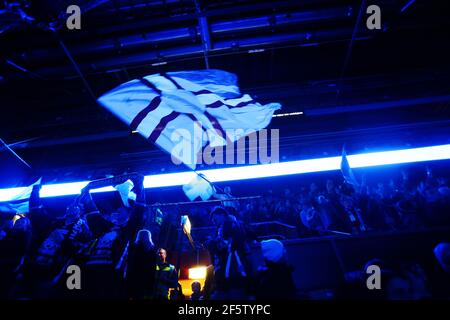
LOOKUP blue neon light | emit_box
[0,144,449,201]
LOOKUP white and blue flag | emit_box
[98,69,281,169]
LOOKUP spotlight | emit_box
[188,266,207,280]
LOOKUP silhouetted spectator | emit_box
[207,206,251,299]
[191,281,202,300]
[126,229,156,299]
[253,239,296,300]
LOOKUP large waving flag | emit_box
[98,69,281,169]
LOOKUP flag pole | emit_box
[193,170,226,194]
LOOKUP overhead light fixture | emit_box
[248,49,265,53]
[272,111,304,118]
[0,144,449,201]
[151,61,167,66]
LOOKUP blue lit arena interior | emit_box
[0,0,450,300]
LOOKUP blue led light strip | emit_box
[1,144,449,201]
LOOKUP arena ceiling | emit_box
[0,0,449,183]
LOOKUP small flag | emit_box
[182,174,214,201]
[340,147,358,187]
[114,179,137,207]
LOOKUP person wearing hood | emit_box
[125,229,157,299]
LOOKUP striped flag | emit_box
[98,69,281,169]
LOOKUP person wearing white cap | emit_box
[261,239,285,263]
[253,239,297,300]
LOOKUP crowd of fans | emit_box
[186,166,450,237]
[0,165,449,300]
[0,175,291,300]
